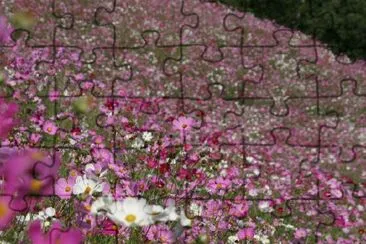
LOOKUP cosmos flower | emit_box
[238,227,255,240]
[207,177,232,195]
[0,197,16,230]
[142,131,153,142]
[106,197,153,227]
[55,177,75,199]
[42,120,58,135]
[90,195,114,216]
[173,116,195,132]
[72,175,104,196]
[294,228,308,239]
[179,210,192,227]
[34,207,56,228]
[0,99,18,139]
[0,150,60,210]
[145,202,179,223]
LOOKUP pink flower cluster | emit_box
[0,0,365,242]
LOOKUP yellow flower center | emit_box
[70,170,77,177]
[84,186,92,194]
[125,214,136,223]
[30,179,43,193]
[217,183,223,189]
[65,186,71,192]
[31,152,45,161]
[47,127,52,132]
[0,202,8,218]
[85,205,91,212]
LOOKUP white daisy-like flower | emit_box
[91,195,114,215]
[142,132,153,142]
[227,235,239,244]
[131,137,144,149]
[72,175,104,196]
[146,202,179,223]
[35,207,56,220]
[189,203,203,216]
[179,210,192,227]
[258,201,273,213]
[107,197,153,227]
[35,207,56,227]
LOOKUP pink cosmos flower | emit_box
[78,213,97,232]
[294,228,308,239]
[42,120,58,135]
[145,224,175,243]
[173,116,195,132]
[238,227,255,240]
[97,218,118,236]
[91,148,113,166]
[0,196,16,230]
[206,177,231,195]
[0,99,18,139]
[204,200,223,217]
[30,133,42,144]
[28,220,84,243]
[48,90,60,101]
[228,201,249,217]
[0,150,60,211]
[55,177,76,199]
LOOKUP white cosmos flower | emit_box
[35,207,56,227]
[91,195,114,215]
[72,175,104,196]
[258,201,273,213]
[35,207,56,220]
[145,203,179,223]
[107,197,153,227]
[227,235,239,244]
[179,210,192,227]
[142,132,153,142]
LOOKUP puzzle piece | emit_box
[319,79,366,161]
[96,0,197,47]
[53,0,114,63]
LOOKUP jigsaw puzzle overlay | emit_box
[0,0,366,243]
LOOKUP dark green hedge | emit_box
[219,0,366,60]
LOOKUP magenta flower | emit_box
[28,220,84,243]
[238,227,255,240]
[91,148,113,166]
[0,150,60,210]
[206,177,231,195]
[294,228,308,239]
[228,201,249,217]
[145,224,175,243]
[173,116,195,131]
[48,91,60,102]
[42,120,58,135]
[0,196,15,230]
[0,99,18,140]
[55,177,75,199]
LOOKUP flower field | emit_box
[0,0,366,243]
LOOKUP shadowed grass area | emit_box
[219,0,366,61]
